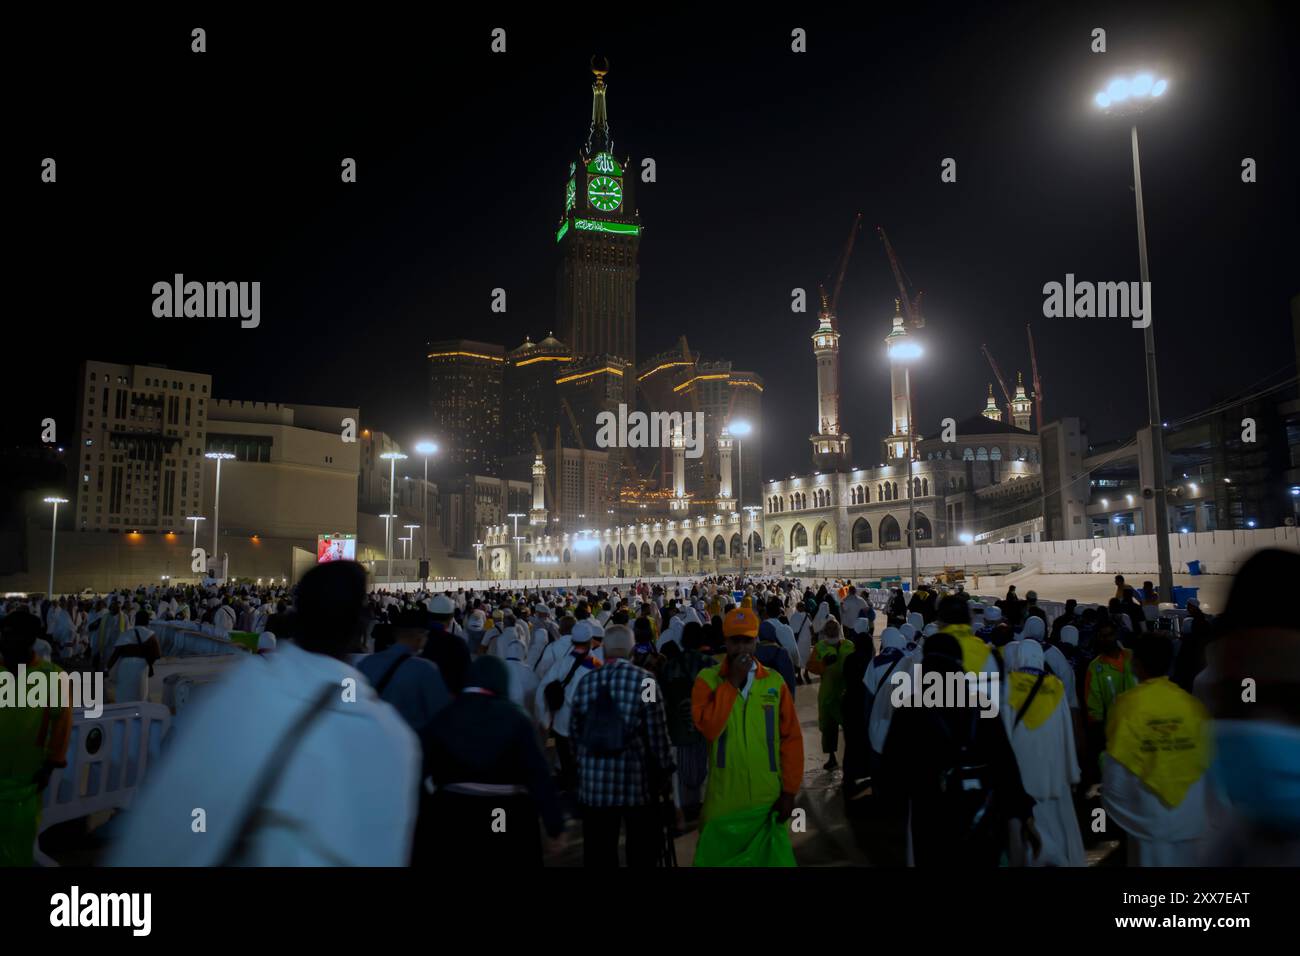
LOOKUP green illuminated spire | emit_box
[586,56,613,156]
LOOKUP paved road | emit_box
[551,673,1119,866]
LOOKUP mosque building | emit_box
[760,298,1044,572]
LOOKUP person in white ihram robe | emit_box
[1001,639,1086,866]
[45,602,75,653]
[109,640,419,866]
[788,603,814,671]
[501,633,540,721]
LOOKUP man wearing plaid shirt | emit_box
[570,623,676,867]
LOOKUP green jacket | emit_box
[808,638,855,727]
[1085,648,1138,725]
[696,665,787,822]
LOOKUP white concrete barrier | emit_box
[797,527,1298,577]
[37,701,172,866]
[144,654,245,706]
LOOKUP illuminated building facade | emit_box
[426,339,504,475]
[503,332,570,456]
[74,361,213,533]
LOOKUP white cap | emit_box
[983,606,1003,623]
[430,595,455,615]
[1060,625,1079,647]
[1022,617,1046,641]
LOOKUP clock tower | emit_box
[555,59,641,381]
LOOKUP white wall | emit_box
[796,527,1299,577]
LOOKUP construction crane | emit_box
[980,344,1015,424]
[877,226,925,329]
[1026,323,1044,432]
[828,213,863,322]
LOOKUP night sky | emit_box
[12,2,1298,485]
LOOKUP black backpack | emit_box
[935,711,996,839]
[580,677,632,756]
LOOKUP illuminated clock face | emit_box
[587,175,622,212]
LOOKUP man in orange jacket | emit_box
[691,607,804,827]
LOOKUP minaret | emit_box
[1012,372,1034,431]
[529,454,548,527]
[884,300,917,461]
[809,286,851,471]
[982,383,1003,422]
[670,423,689,512]
[716,429,736,512]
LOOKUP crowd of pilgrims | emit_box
[1,546,1297,867]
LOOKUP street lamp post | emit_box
[507,512,525,578]
[1095,70,1175,599]
[379,451,408,587]
[186,515,206,554]
[204,451,235,580]
[743,505,761,579]
[43,496,68,597]
[730,420,752,511]
[414,441,438,583]
[379,514,396,580]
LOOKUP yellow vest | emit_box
[944,624,992,673]
[1007,671,1065,730]
[1105,677,1211,808]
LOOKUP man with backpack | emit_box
[569,624,675,866]
[879,631,1041,866]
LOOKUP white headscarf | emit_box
[879,627,907,652]
[1021,617,1046,642]
[1016,637,1045,672]
[812,601,832,635]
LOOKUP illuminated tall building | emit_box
[503,332,570,456]
[427,339,504,475]
[671,362,763,507]
[74,361,212,532]
[555,60,641,382]
[555,354,628,450]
